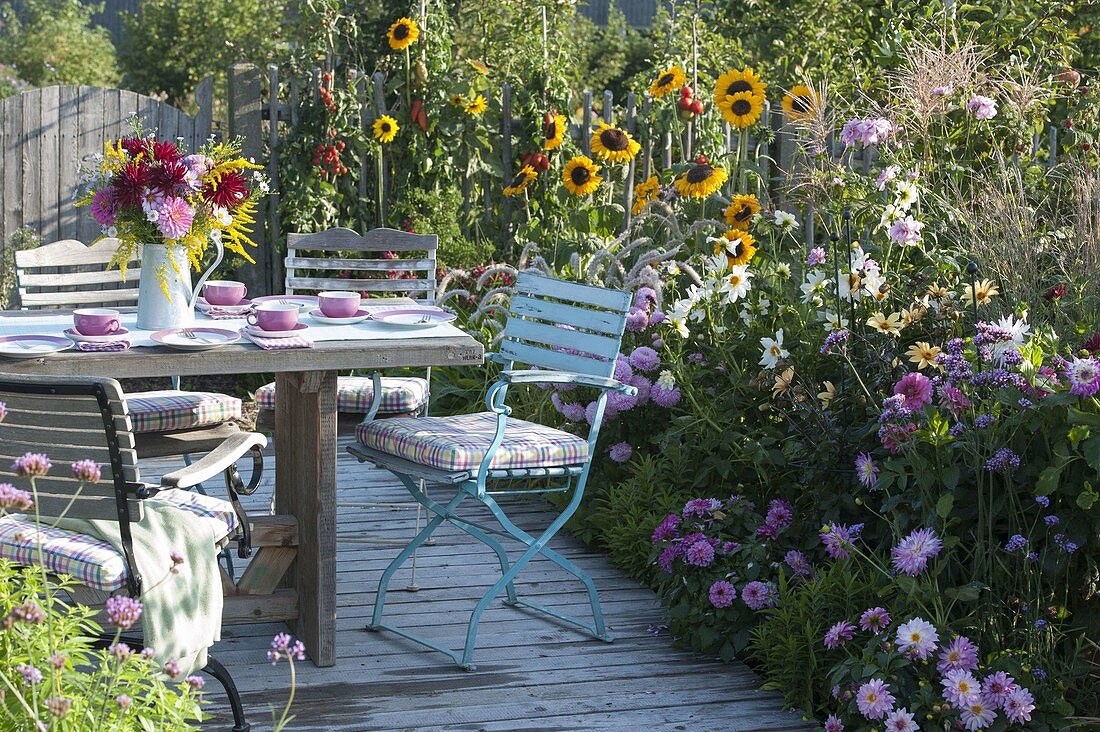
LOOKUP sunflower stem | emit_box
[404,47,412,117]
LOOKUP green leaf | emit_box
[936,493,955,520]
[940,464,960,490]
[1083,436,1100,472]
[1077,487,1098,511]
[1036,466,1061,496]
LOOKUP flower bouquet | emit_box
[75,126,268,328]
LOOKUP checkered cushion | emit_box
[126,390,242,434]
[255,376,429,415]
[356,412,590,473]
[0,490,238,591]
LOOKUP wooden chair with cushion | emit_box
[15,239,245,461]
[0,373,266,731]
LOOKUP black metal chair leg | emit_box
[203,655,250,732]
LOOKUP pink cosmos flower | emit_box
[154,196,195,240]
[806,247,826,266]
[890,527,943,575]
[856,678,895,720]
[888,215,923,245]
[966,95,998,120]
[893,372,933,411]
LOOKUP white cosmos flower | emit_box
[720,265,754,303]
[213,206,233,226]
[894,180,919,210]
[759,329,789,369]
[879,203,902,229]
[774,210,798,229]
[800,270,829,304]
[863,272,887,301]
[818,311,850,331]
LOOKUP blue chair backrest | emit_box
[499,272,631,379]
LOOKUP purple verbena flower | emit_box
[12,452,51,478]
[0,483,33,511]
[71,459,101,483]
[1004,534,1027,553]
[105,596,142,630]
[985,448,1020,474]
[16,664,42,686]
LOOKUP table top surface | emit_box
[0,304,485,378]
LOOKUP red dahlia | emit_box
[112,162,152,208]
[1084,333,1100,355]
[153,161,189,194]
[120,137,147,157]
[202,172,249,209]
[151,140,182,164]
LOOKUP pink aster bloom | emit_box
[888,215,923,245]
[824,714,844,732]
[90,188,117,226]
[784,549,812,577]
[896,617,939,659]
[651,514,680,544]
[1002,686,1035,724]
[942,669,982,708]
[891,527,943,575]
[960,698,997,729]
[966,95,997,120]
[628,346,660,372]
[855,453,879,488]
[154,196,195,240]
[823,620,856,649]
[684,539,715,567]
[893,372,933,411]
[885,708,918,732]
[821,522,863,559]
[859,607,891,632]
[856,678,895,720]
[651,382,681,407]
[708,580,736,608]
[937,635,979,673]
[629,375,652,405]
[980,671,1016,709]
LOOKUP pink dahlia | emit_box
[937,635,979,673]
[966,95,998,120]
[90,188,117,226]
[884,708,918,732]
[893,372,933,411]
[890,527,943,576]
[856,678,895,720]
[154,196,195,240]
[708,580,736,608]
[896,617,938,659]
[1064,356,1100,397]
[942,669,982,708]
[859,607,891,633]
[823,620,856,649]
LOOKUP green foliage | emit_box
[2,228,41,309]
[392,184,494,269]
[119,0,288,106]
[0,0,119,91]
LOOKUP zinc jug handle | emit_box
[189,235,225,309]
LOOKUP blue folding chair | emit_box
[347,272,635,670]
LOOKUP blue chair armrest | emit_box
[499,369,637,396]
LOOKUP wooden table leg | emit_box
[274,370,338,667]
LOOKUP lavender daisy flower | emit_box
[0,483,33,511]
[741,581,776,610]
[859,607,891,632]
[943,669,982,710]
[651,514,680,544]
[820,522,863,559]
[608,441,634,463]
[628,346,660,373]
[896,617,939,659]
[806,247,827,267]
[708,580,736,608]
[856,678,895,720]
[854,453,879,488]
[12,452,51,477]
[890,527,943,576]
[105,596,143,630]
[975,413,996,429]
[1002,686,1035,724]
[684,539,715,567]
[884,708,918,732]
[937,635,979,673]
[982,671,1016,709]
[823,620,856,649]
[784,549,812,577]
[824,714,844,732]
[71,459,101,483]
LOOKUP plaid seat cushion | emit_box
[255,376,429,415]
[127,390,242,434]
[0,490,238,591]
[356,412,590,473]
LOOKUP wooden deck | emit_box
[145,436,812,731]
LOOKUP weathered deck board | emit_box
[139,436,811,732]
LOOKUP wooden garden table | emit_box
[0,305,484,666]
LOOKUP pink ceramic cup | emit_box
[318,291,361,318]
[204,280,248,306]
[73,308,121,336]
[246,303,299,332]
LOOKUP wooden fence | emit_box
[0,79,213,250]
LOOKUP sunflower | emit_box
[562,155,601,196]
[387,17,420,51]
[463,94,487,116]
[714,68,766,107]
[716,229,756,266]
[649,65,686,99]
[543,113,566,151]
[782,84,818,121]
[373,115,399,143]
[724,193,761,228]
[449,94,466,107]
[503,165,537,197]
[632,175,660,215]
[675,162,728,198]
[590,122,641,163]
[718,90,765,129]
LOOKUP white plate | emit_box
[308,308,372,325]
[0,335,72,359]
[64,327,131,344]
[243,323,310,339]
[151,327,240,351]
[371,309,457,329]
[195,297,253,313]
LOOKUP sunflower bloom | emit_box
[906,342,942,370]
[867,311,904,337]
[563,155,601,196]
[503,165,537,197]
[715,229,756,267]
[590,122,641,163]
[714,68,766,107]
[373,115,399,143]
[543,114,567,150]
[724,193,761,228]
[782,84,818,121]
[718,91,764,128]
[387,17,420,51]
[963,279,999,307]
[649,66,687,98]
[463,95,487,116]
[675,162,727,198]
[632,175,660,215]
